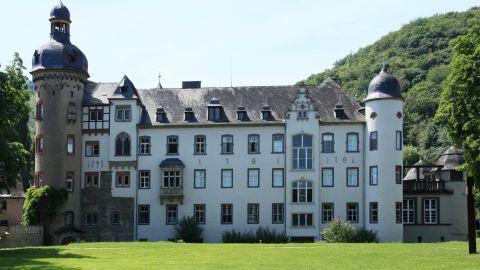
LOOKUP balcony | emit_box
[403,180,452,194]
[159,187,184,205]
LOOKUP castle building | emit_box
[31,2,467,244]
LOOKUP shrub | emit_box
[354,227,378,243]
[174,216,203,243]
[222,227,288,243]
[322,218,356,243]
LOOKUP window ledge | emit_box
[290,169,315,172]
[193,153,207,155]
[290,202,315,206]
[271,151,285,154]
[290,226,315,229]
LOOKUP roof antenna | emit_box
[158,72,163,89]
[230,57,233,88]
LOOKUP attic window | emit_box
[34,51,40,64]
[184,107,196,122]
[237,107,248,121]
[156,107,168,123]
[207,98,223,122]
[261,105,273,121]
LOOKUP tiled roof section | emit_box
[112,75,140,99]
[137,78,364,125]
[82,81,118,105]
[436,146,465,171]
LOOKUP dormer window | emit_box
[184,107,196,122]
[261,105,273,121]
[34,50,40,65]
[156,107,168,123]
[237,106,249,121]
[207,97,223,122]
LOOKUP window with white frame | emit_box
[347,167,359,187]
[403,199,415,224]
[347,203,359,223]
[369,131,378,151]
[396,131,402,150]
[167,136,178,155]
[194,169,206,188]
[423,199,438,224]
[221,169,233,188]
[163,171,180,188]
[248,134,260,154]
[67,135,75,155]
[85,172,99,188]
[247,203,259,224]
[194,135,206,154]
[139,136,151,155]
[194,204,205,224]
[139,170,150,189]
[292,180,313,203]
[166,204,178,225]
[138,205,150,225]
[321,133,334,153]
[292,134,313,170]
[272,168,284,187]
[322,168,334,187]
[89,108,103,121]
[66,172,74,192]
[369,166,378,185]
[116,171,130,187]
[370,202,378,223]
[272,203,284,224]
[292,213,313,227]
[248,169,259,188]
[221,135,233,154]
[115,105,131,122]
[322,203,334,223]
[85,141,100,157]
[221,204,233,224]
[272,134,284,153]
[346,132,359,152]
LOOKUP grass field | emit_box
[1,241,480,270]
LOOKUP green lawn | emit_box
[1,241,480,270]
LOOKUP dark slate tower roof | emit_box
[436,146,465,171]
[31,2,88,76]
[364,68,402,102]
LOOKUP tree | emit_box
[435,20,480,179]
[22,185,67,226]
[0,53,31,192]
[174,216,203,243]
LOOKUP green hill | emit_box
[298,7,480,164]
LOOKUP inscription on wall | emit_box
[325,156,356,164]
[86,160,105,169]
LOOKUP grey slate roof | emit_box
[159,158,185,167]
[436,147,465,171]
[364,69,402,102]
[403,160,435,181]
[50,1,71,22]
[83,78,365,125]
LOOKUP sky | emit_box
[0,0,478,89]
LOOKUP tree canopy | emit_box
[435,19,480,179]
[0,53,32,192]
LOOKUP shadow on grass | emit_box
[0,247,92,270]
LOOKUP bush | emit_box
[322,218,356,243]
[222,227,287,243]
[354,227,378,243]
[174,216,203,243]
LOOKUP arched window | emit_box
[292,134,313,169]
[115,132,131,156]
[292,180,313,203]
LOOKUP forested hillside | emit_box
[298,7,480,164]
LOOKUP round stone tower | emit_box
[31,1,88,243]
[363,67,403,242]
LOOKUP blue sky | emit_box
[0,0,478,88]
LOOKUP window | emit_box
[111,212,120,225]
[272,134,284,153]
[65,211,73,226]
[138,205,150,225]
[403,199,415,224]
[322,168,334,187]
[34,172,43,188]
[346,132,359,152]
[292,134,313,170]
[116,171,130,187]
[221,135,233,154]
[36,101,44,120]
[345,167,359,187]
[450,171,463,181]
[292,213,313,227]
[194,135,206,154]
[194,170,206,188]
[139,170,150,189]
[322,203,334,223]
[247,203,259,224]
[85,213,98,226]
[89,108,103,121]
[85,172,99,188]
[322,133,334,153]
[248,169,260,188]
[369,166,378,186]
[221,204,233,224]
[248,134,260,154]
[237,110,247,121]
[272,203,284,224]
[85,141,100,157]
[272,168,284,187]
[115,132,131,156]
[369,131,378,151]
[292,180,313,203]
[396,202,402,224]
[194,204,205,224]
[67,135,75,155]
[208,107,221,122]
[424,199,438,224]
[115,105,131,122]
[36,135,44,154]
[347,203,359,223]
[163,170,181,188]
[0,201,6,211]
[396,131,402,150]
[166,136,179,154]
[166,204,178,225]
[221,169,233,188]
[139,136,151,155]
[297,110,308,119]
[395,165,402,184]
[370,202,378,223]
[66,172,74,192]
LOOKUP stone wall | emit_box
[0,225,43,248]
[81,171,134,242]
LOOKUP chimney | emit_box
[182,81,201,89]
